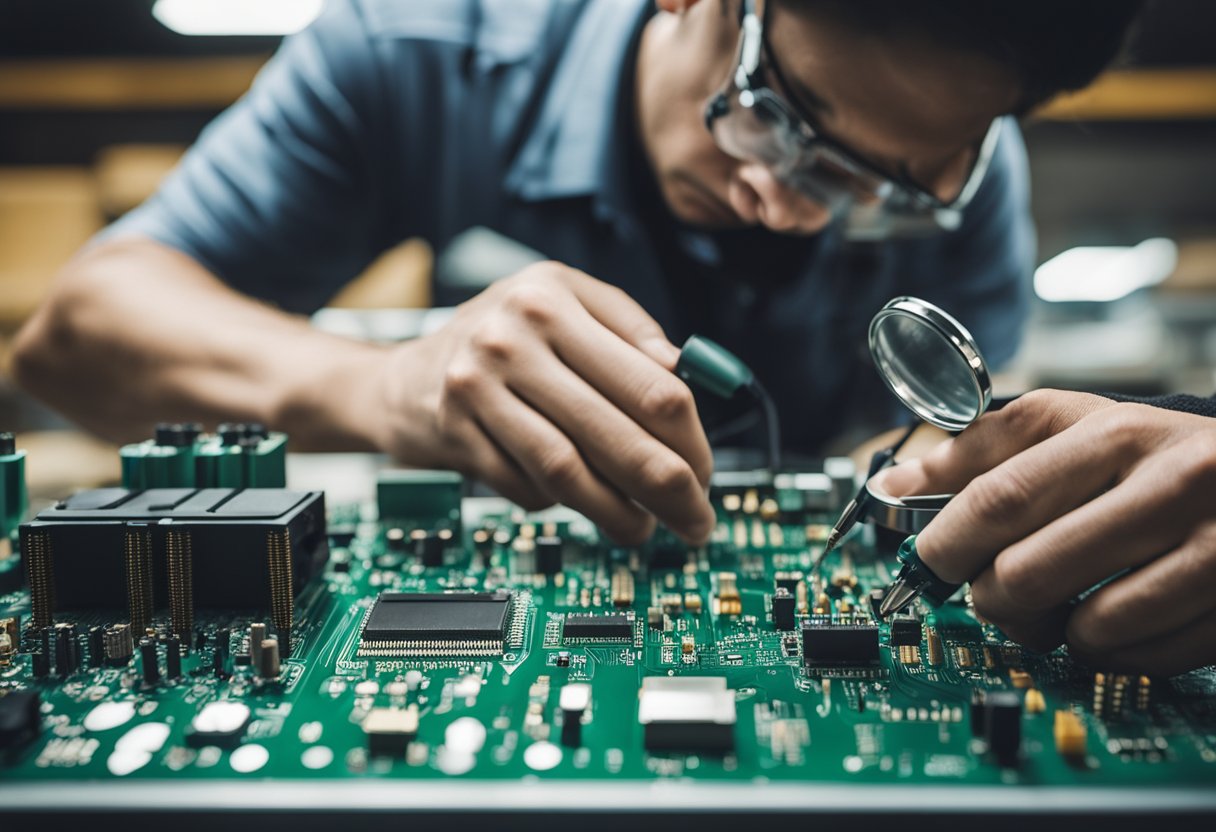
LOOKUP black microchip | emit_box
[563,612,633,640]
[772,589,796,631]
[802,622,880,665]
[889,615,922,647]
[358,592,511,657]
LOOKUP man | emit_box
[15,2,1171,666]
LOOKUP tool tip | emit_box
[878,578,918,619]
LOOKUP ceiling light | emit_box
[152,0,324,37]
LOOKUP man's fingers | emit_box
[507,351,715,544]
[881,390,1114,498]
[1066,522,1216,656]
[459,375,658,545]
[1069,606,1216,677]
[457,423,554,513]
[916,408,1135,584]
[556,266,681,368]
[548,304,713,487]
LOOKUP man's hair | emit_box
[784,0,1146,113]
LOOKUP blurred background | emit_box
[0,0,1214,491]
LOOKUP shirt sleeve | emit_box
[909,117,1036,371]
[1102,392,1216,418]
[98,0,390,314]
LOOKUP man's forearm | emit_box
[11,237,390,450]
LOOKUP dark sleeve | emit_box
[97,0,391,314]
[1102,392,1216,418]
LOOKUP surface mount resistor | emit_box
[1093,672,1106,719]
[898,645,921,665]
[1025,688,1046,715]
[681,634,695,655]
[925,627,943,666]
[953,646,974,668]
[982,645,998,670]
[683,593,702,614]
[716,572,741,616]
[1009,669,1034,689]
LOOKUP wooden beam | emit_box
[0,57,267,109]
[1038,68,1216,121]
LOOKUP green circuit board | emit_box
[1,462,1214,796]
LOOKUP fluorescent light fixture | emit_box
[152,0,324,36]
[1034,237,1178,303]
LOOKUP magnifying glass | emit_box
[863,296,993,533]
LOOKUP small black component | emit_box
[358,592,512,657]
[772,588,796,631]
[217,423,246,446]
[970,689,987,737]
[87,626,104,668]
[555,651,571,668]
[802,622,880,665]
[0,433,14,456]
[414,532,445,568]
[783,636,800,657]
[983,691,1022,767]
[140,637,160,685]
[535,536,563,575]
[187,701,251,749]
[889,615,922,647]
[234,652,251,667]
[154,422,201,447]
[364,707,417,757]
[333,558,351,573]
[39,627,53,660]
[328,528,356,547]
[195,630,207,651]
[54,624,74,677]
[0,690,41,750]
[563,612,633,641]
[31,650,49,678]
[166,636,182,679]
[214,627,230,676]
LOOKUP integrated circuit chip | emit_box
[802,622,880,666]
[562,612,633,641]
[357,592,512,658]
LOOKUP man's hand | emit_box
[880,389,1216,676]
[369,261,715,547]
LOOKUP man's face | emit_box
[634,0,1021,235]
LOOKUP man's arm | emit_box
[11,1,715,546]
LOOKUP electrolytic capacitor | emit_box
[166,636,182,679]
[140,637,160,685]
[249,622,267,668]
[258,637,281,679]
[415,532,444,568]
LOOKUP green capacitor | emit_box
[0,433,28,538]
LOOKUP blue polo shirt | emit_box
[104,0,1034,454]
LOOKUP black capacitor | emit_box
[983,691,1022,766]
[969,689,987,737]
[140,637,160,685]
[31,650,49,678]
[54,624,73,677]
[772,588,796,630]
[88,626,105,668]
[166,636,182,679]
[415,532,445,568]
[214,627,230,676]
[535,536,563,576]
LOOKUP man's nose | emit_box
[734,163,832,235]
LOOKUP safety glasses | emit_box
[703,0,1002,231]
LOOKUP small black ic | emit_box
[889,615,922,647]
[0,691,41,751]
[563,612,633,640]
[771,589,796,630]
[358,591,512,657]
[802,622,880,665]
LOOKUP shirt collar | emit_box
[503,0,651,214]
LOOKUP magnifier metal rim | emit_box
[868,296,992,433]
